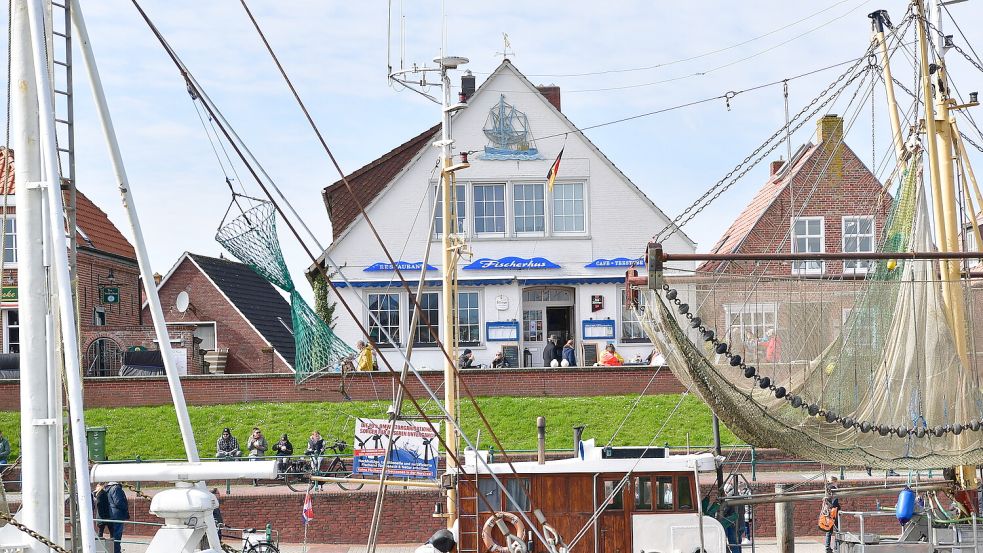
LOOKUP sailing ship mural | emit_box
[480,95,542,160]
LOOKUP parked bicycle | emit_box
[284,439,364,492]
[219,526,280,553]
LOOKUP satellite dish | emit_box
[175,291,190,313]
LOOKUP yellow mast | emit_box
[870,10,906,165]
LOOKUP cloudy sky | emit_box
[8,0,983,298]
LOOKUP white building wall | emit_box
[322,62,695,370]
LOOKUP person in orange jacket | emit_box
[599,343,624,366]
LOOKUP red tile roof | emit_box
[322,124,440,241]
[0,147,136,260]
[700,143,819,273]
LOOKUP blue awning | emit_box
[331,278,515,288]
[519,276,625,285]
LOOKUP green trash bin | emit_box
[86,426,107,462]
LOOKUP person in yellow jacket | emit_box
[355,340,375,371]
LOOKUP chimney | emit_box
[460,70,476,101]
[153,272,162,285]
[816,114,845,176]
[816,114,844,145]
[770,160,785,176]
[537,84,561,112]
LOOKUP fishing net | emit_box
[216,200,354,383]
[638,158,983,469]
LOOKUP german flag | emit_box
[546,147,564,192]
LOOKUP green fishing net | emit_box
[216,200,355,383]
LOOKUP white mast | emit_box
[10,1,54,550]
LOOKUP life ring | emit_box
[481,511,525,553]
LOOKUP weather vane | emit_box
[496,32,516,60]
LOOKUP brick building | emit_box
[0,148,181,375]
[148,252,295,374]
[692,115,894,364]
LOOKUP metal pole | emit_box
[439,59,458,529]
[69,3,223,547]
[23,0,96,548]
[775,484,794,553]
[10,1,52,549]
[870,10,907,164]
[712,414,723,498]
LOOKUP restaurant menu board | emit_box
[582,343,599,366]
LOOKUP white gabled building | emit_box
[311,60,694,369]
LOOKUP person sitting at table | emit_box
[599,343,624,366]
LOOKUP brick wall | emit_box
[76,249,142,329]
[0,366,684,410]
[146,257,291,374]
[79,324,203,376]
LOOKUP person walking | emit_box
[93,483,110,538]
[543,336,559,367]
[561,339,576,367]
[821,477,841,553]
[600,343,624,366]
[355,340,374,371]
[104,481,129,553]
[216,428,241,459]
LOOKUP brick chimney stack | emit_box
[816,114,844,145]
[537,85,561,112]
[770,160,785,175]
[816,114,845,176]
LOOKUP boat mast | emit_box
[870,10,906,165]
[436,53,469,530]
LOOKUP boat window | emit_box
[676,475,694,511]
[505,478,531,512]
[603,480,623,511]
[656,476,674,510]
[634,476,652,510]
[478,478,502,512]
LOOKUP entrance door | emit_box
[522,287,575,367]
[598,479,629,553]
[546,306,572,345]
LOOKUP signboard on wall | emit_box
[463,256,560,270]
[584,257,645,268]
[486,321,519,341]
[591,295,603,312]
[582,320,616,340]
[353,418,440,480]
[0,286,16,304]
[364,261,437,272]
[101,287,120,304]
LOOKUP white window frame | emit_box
[412,291,441,347]
[842,215,875,274]
[512,182,546,236]
[2,309,18,354]
[1,216,15,264]
[551,182,588,235]
[433,184,467,238]
[618,287,651,344]
[791,216,824,275]
[723,303,778,362]
[472,183,508,236]
[456,290,482,346]
[366,292,402,347]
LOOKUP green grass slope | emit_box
[0,394,739,461]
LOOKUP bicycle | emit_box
[284,439,365,492]
[219,526,280,553]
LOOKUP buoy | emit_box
[887,259,897,271]
[896,487,915,525]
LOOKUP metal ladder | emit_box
[49,0,78,271]
[457,474,483,553]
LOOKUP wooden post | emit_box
[776,484,794,553]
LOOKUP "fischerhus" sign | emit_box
[463,256,561,270]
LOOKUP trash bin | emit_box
[87,426,107,462]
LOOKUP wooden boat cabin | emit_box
[457,441,726,553]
